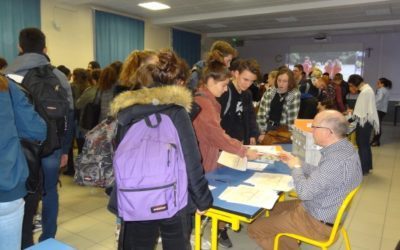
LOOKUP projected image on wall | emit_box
[288,51,364,80]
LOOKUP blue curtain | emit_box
[172,29,201,67]
[95,10,144,68]
[0,0,41,62]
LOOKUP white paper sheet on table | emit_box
[217,151,247,171]
[208,185,216,191]
[245,173,294,192]
[217,145,282,171]
[218,185,279,209]
[246,161,269,171]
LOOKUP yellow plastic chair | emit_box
[273,186,360,250]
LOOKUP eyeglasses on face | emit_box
[311,125,333,134]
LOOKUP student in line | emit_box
[257,68,301,142]
[0,75,47,250]
[218,59,261,145]
[347,74,379,175]
[371,77,392,146]
[192,51,259,248]
[109,50,213,250]
[188,40,237,91]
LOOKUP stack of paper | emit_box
[218,185,279,209]
[245,173,294,192]
[217,151,248,171]
[217,145,283,171]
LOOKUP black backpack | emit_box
[9,65,69,157]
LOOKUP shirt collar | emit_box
[320,138,348,155]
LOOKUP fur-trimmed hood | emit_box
[110,85,192,117]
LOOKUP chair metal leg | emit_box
[341,227,351,250]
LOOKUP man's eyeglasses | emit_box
[311,125,333,134]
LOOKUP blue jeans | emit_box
[39,149,62,242]
[0,198,25,250]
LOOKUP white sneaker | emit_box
[115,224,121,246]
[190,234,211,250]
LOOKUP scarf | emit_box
[353,84,379,133]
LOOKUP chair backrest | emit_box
[325,186,360,246]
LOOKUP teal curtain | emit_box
[95,10,144,67]
[172,29,201,67]
[0,0,41,62]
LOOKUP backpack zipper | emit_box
[173,183,177,207]
[120,182,175,192]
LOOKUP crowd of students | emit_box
[0,27,393,250]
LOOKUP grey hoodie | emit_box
[6,53,74,154]
[5,53,73,109]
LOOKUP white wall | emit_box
[237,32,400,101]
[41,0,94,70]
[144,21,171,51]
[41,0,172,71]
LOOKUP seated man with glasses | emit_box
[248,110,363,250]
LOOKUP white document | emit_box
[246,161,269,171]
[245,173,294,192]
[217,151,247,171]
[208,185,216,191]
[217,146,282,171]
[218,185,279,209]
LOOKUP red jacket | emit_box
[193,87,247,173]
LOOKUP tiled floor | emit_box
[33,122,399,250]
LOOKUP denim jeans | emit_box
[0,198,25,250]
[39,149,62,242]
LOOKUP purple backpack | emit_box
[113,113,188,221]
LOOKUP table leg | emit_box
[195,213,201,250]
[211,217,219,250]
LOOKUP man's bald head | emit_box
[315,110,349,138]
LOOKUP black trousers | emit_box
[120,207,192,250]
[356,122,373,174]
[372,111,385,144]
[21,192,41,249]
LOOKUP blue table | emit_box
[194,145,292,250]
[206,159,291,219]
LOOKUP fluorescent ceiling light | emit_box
[138,2,170,10]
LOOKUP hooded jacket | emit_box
[0,80,47,202]
[107,85,213,214]
[5,53,74,154]
[193,87,247,173]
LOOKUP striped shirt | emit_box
[292,138,362,223]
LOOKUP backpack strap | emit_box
[222,87,232,116]
[144,113,162,128]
